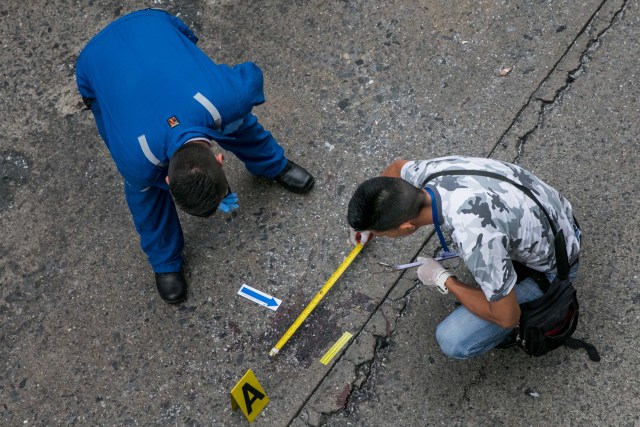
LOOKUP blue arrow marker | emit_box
[237,284,282,311]
[243,287,278,307]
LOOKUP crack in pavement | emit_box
[513,0,628,162]
[288,234,434,425]
[460,365,488,403]
[308,336,392,427]
[488,0,628,162]
[343,336,392,408]
[291,288,422,425]
[330,279,428,421]
[298,289,422,425]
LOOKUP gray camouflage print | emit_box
[402,156,579,301]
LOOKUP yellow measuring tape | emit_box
[269,243,364,357]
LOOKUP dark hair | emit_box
[347,177,425,231]
[168,143,228,217]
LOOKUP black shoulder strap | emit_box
[564,337,601,362]
[421,169,570,279]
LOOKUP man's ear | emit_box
[165,176,170,185]
[398,221,416,232]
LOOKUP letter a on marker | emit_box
[242,383,266,414]
[230,369,269,423]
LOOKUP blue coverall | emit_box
[76,9,287,273]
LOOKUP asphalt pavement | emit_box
[1,0,638,426]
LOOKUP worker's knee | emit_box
[435,323,471,360]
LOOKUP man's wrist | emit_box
[434,270,453,294]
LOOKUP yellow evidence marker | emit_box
[230,369,269,423]
[269,243,364,356]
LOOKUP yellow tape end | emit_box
[269,347,279,357]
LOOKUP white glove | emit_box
[416,257,452,294]
[349,229,371,246]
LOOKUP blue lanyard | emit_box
[424,187,450,253]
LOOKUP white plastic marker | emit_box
[387,251,460,271]
[270,243,364,356]
[391,261,424,271]
[320,332,353,365]
[237,284,282,311]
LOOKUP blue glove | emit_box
[218,192,239,213]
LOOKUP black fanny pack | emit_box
[423,170,600,362]
[513,244,599,361]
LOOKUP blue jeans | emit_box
[435,228,581,360]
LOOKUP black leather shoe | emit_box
[274,160,314,194]
[154,270,187,304]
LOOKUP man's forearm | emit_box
[445,277,520,328]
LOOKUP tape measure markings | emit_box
[269,243,363,356]
[320,332,353,365]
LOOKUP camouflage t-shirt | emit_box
[401,156,580,301]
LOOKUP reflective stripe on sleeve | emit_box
[222,117,243,135]
[193,92,222,128]
[137,135,162,166]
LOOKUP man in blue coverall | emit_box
[76,9,314,304]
